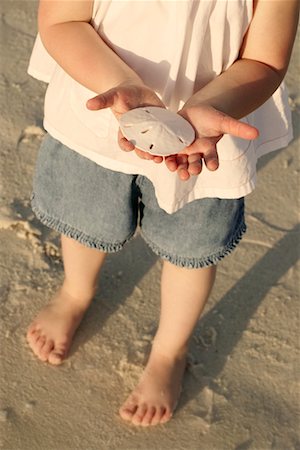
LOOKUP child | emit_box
[26,0,298,427]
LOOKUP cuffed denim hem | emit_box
[141,220,247,269]
[31,194,134,253]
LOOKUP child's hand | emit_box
[86,82,167,164]
[87,85,205,176]
[165,104,259,180]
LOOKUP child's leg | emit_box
[119,260,216,426]
[26,234,106,365]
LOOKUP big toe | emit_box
[47,343,68,365]
[48,352,64,365]
[119,402,138,422]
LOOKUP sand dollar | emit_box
[119,106,195,156]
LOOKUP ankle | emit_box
[60,282,96,307]
[151,339,188,363]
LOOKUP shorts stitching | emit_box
[140,220,247,268]
[31,193,135,252]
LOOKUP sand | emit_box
[0,2,299,449]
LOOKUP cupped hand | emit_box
[165,104,259,180]
[86,82,166,164]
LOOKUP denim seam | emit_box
[140,219,247,268]
[31,194,135,252]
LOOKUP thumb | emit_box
[86,89,118,110]
[219,113,259,140]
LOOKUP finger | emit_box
[165,155,178,172]
[135,148,154,160]
[178,168,190,181]
[219,113,259,140]
[86,89,117,110]
[153,155,163,164]
[119,136,135,151]
[176,154,189,180]
[203,147,219,171]
[187,154,203,176]
[118,129,135,152]
[185,138,219,171]
[176,153,188,169]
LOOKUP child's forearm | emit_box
[39,21,144,93]
[183,58,286,119]
[183,0,299,119]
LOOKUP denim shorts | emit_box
[31,134,246,268]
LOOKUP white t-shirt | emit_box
[28,0,292,214]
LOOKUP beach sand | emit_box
[0,2,299,449]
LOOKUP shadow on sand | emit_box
[180,222,299,409]
[66,222,299,411]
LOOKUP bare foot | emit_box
[119,348,187,426]
[26,286,93,365]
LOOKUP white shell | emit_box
[119,107,195,156]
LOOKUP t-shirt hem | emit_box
[27,67,51,84]
[45,120,259,213]
[153,175,257,213]
[255,130,293,158]
[43,120,281,214]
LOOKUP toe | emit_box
[27,331,40,354]
[47,343,67,365]
[150,406,166,426]
[26,324,36,339]
[36,335,46,349]
[26,328,40,345]
[160,407,173,424]
[131,404,148,426]
[48,351,64,365]
[39,339,55,361]
[35,335,47,358]
[30,334,45,359]
[141,406,156,427]
[119,401,138,421]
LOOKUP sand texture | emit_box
[0,1,299,449]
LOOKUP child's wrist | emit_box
[116,76,146,89]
